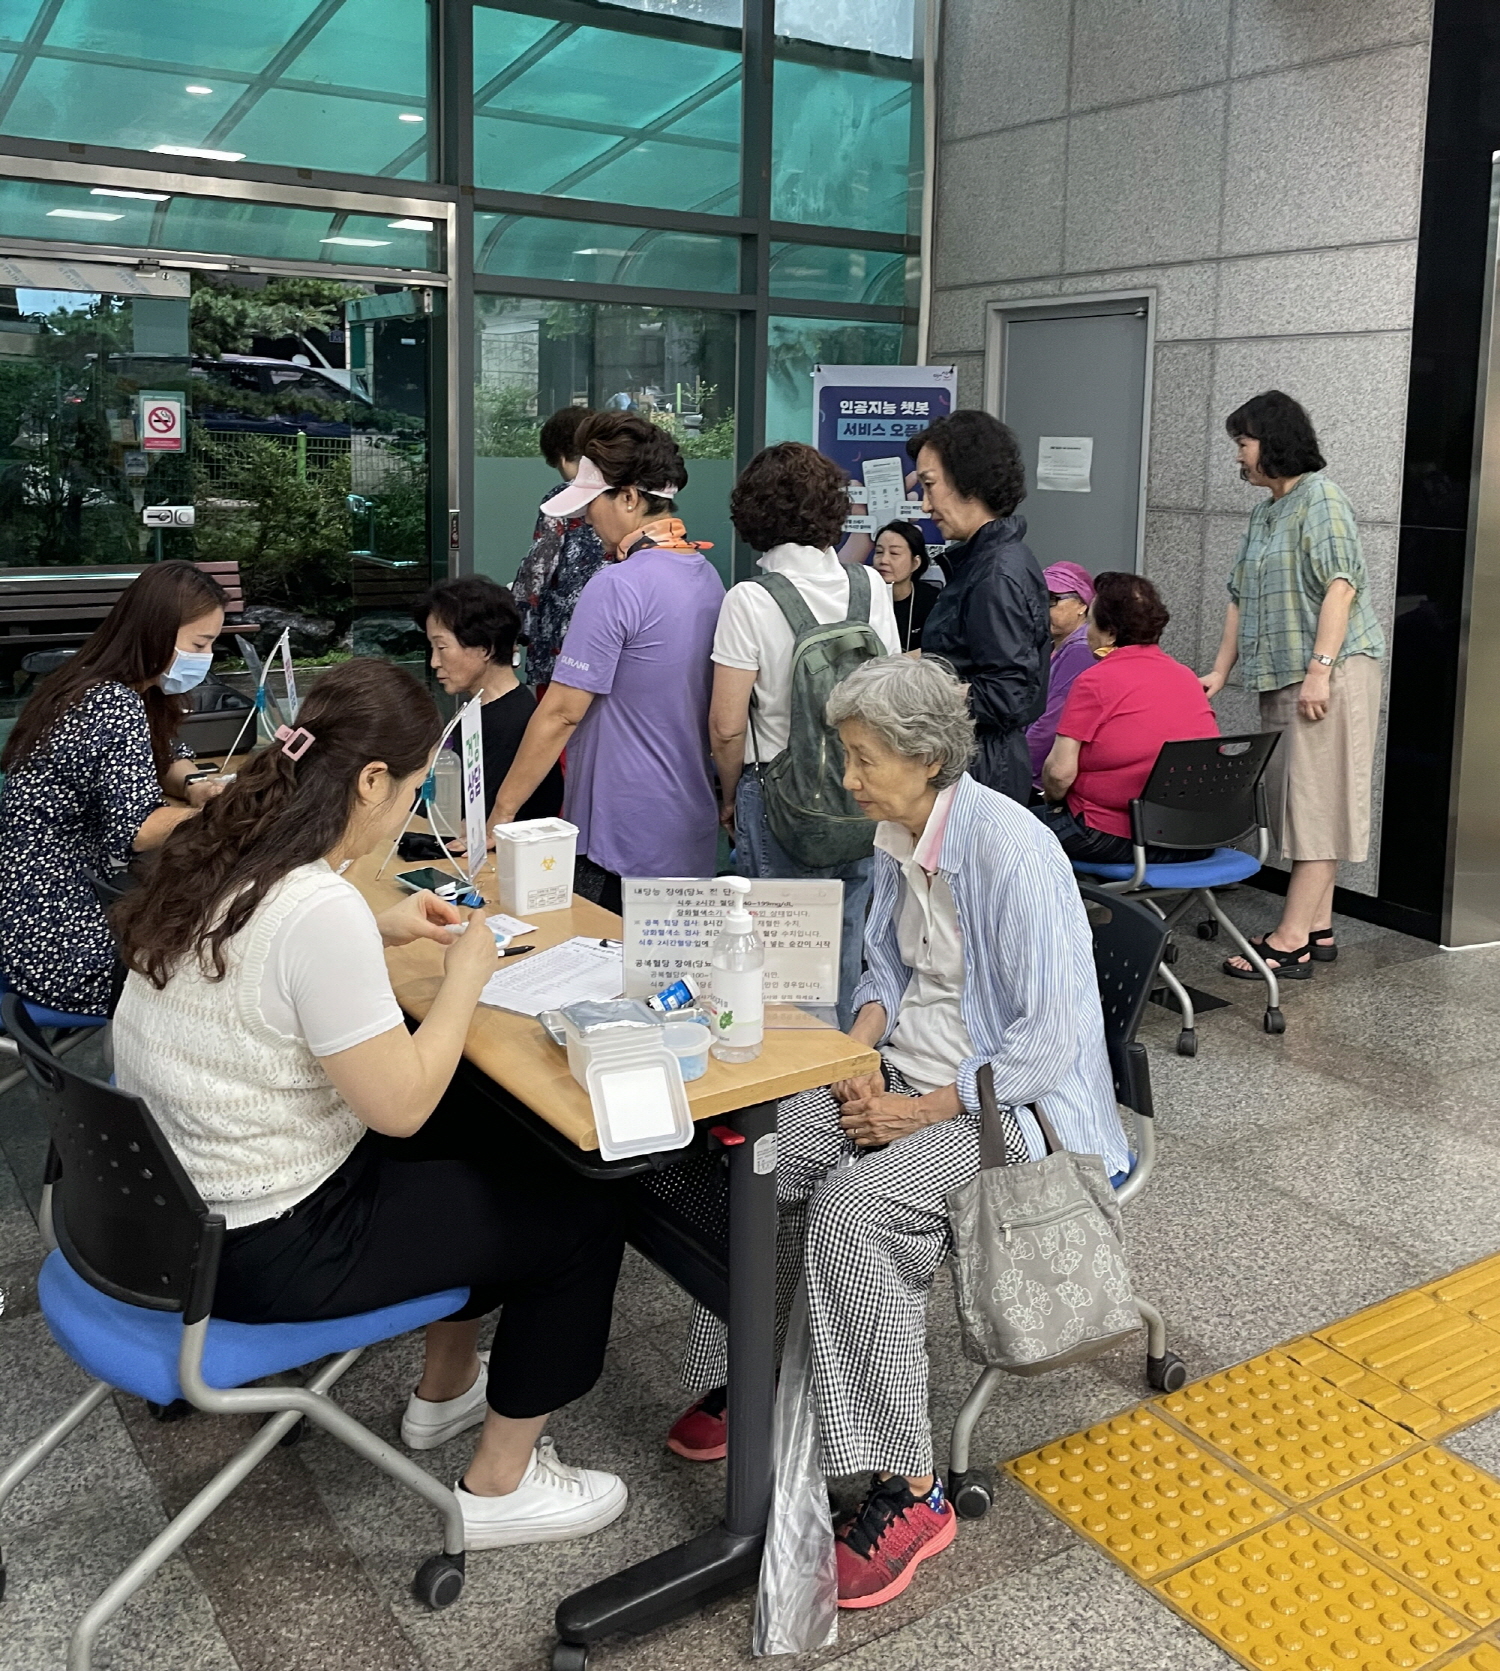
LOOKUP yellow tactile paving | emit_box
[1153,1515,1471,1671]
[1314,1450,1500,1628]
[1440,1644,1500,1671]
[1157,1351,1420,1504]
[1282,1337,1456,1441]
[1007,1408,1283,1579]
[1428,1258,1500,1329]
[1317,1292,1500,1425]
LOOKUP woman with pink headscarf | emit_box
[1026,562,1098,787]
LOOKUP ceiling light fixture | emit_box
[398,112,424,122]
[184,84,214,95]
[150,144,246,162]
[574,248,631,257]
[320,236,391,247]
[47,208,124,221]
[387,218,434,231]
[91,188,170,202]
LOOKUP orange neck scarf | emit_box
[617,517,713,562]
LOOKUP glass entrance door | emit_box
[0,262,434,685]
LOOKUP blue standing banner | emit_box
[811,364,956,564]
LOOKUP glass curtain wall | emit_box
[0,0,924,632]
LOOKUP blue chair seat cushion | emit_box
[0,971,108,1031]
[38,1250,469,1407]
[1071,846,1261,890]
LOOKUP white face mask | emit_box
[160,647,213,694]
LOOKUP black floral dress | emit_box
[511,482,610,688]
[0,682,186,1015]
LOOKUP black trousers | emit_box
[973,726,1032,805]
[1032,799,1210,865]
[215,1099,624,1420]
[573,853,623,915]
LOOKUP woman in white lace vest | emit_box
[112,658,628,1552]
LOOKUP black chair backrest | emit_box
[2,994,222,1322]
[1131,732,1279,850]
[1080,884,1167,1117]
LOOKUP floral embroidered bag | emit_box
[947,1064,1140,1375]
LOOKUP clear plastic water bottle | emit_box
[430,747,464,837]
[706,877,764,1063]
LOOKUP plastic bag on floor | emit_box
[753,1276,837,1656]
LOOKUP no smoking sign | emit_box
[135,390,185,454]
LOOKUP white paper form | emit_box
[479,937,623,1017]
[1037,436,1094,493]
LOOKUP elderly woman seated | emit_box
[666,655,1126,1610]
[1035,571,1218,866]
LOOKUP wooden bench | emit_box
[0,561,251,647]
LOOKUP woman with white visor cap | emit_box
[492,411,725,911]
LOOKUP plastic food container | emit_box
[661,1019,711,1082]
[558,999,661,1086]
[584,1042,693,1160]
[491,816,579,914]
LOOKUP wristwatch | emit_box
[1309,653,1334,666]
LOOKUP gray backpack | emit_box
[749,565,886,868]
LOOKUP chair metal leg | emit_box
[0,1026,96,1099]
[67,1399,307,1671]
[1137,1297,1167,1360]
[1203,890,1281,1011]
[178,1326,465,1557]
[1114,1107,1156,1206]
[1155,961,1195,1033]
[0,1381,110,1517]
[948,1365,1005,1476]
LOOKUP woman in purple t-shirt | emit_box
[492,413,725,913]
[1025,561,1098,788]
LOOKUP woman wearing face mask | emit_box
[492,411,725,913]
[0,561,228,1017]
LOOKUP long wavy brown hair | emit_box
[115,658,443,989]
[2,561,227,778]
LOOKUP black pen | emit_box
[499,944,536,957]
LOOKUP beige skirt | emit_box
[1257,653,1382,863]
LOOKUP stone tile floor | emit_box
[0,885,1488,1671]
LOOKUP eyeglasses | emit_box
[1047,593,1081,605]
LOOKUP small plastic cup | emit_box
[662,1019,711,1083]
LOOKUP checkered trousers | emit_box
[681,1059,1027,1479]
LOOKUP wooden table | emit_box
[347,849,876,1668]
[347,850,877,1152]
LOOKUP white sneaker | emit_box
[401,1351,490,1451]
[457,1436,628,1549]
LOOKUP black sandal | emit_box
[1309,928,1337,962]
[1223,934,1315,980]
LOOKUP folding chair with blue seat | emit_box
[0,994,470,1669]
[1068,732,1282,1058]
[943,885,1186,1519]
[0,970,109,1099]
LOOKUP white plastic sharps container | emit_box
[705,876,764,1063]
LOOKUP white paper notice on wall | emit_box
[621,878,843,1006]
[1037,435,1094,493]
[860,455,907,526]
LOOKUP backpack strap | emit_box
[750,570,820,638]
[844,560,872,625]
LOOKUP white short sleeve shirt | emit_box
[712,544,903,762]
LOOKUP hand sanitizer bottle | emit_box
[706,876,763,1063]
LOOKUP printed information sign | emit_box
[621,878,843,1006]
[459,695,486,883]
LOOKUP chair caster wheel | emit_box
[1264,1008,1285,1035]
[278,1417,306,1448]
[1176,1029,1197,1057]
[553,1645,590,1671]
[146,1399,191,1423]
[1196,919,1218,940]
[1163,940,1179,965]
[412,1552,464,1610]
[948,1468,994,1520]
[1148,1351,1188,1393]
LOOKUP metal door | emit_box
[985,296,1153,575]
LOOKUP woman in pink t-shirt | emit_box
[1034,573,1218,865]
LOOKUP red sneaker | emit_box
[666,1386,728,1461]
[835,1476,957,1609]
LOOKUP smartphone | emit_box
[396,867,484,907]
